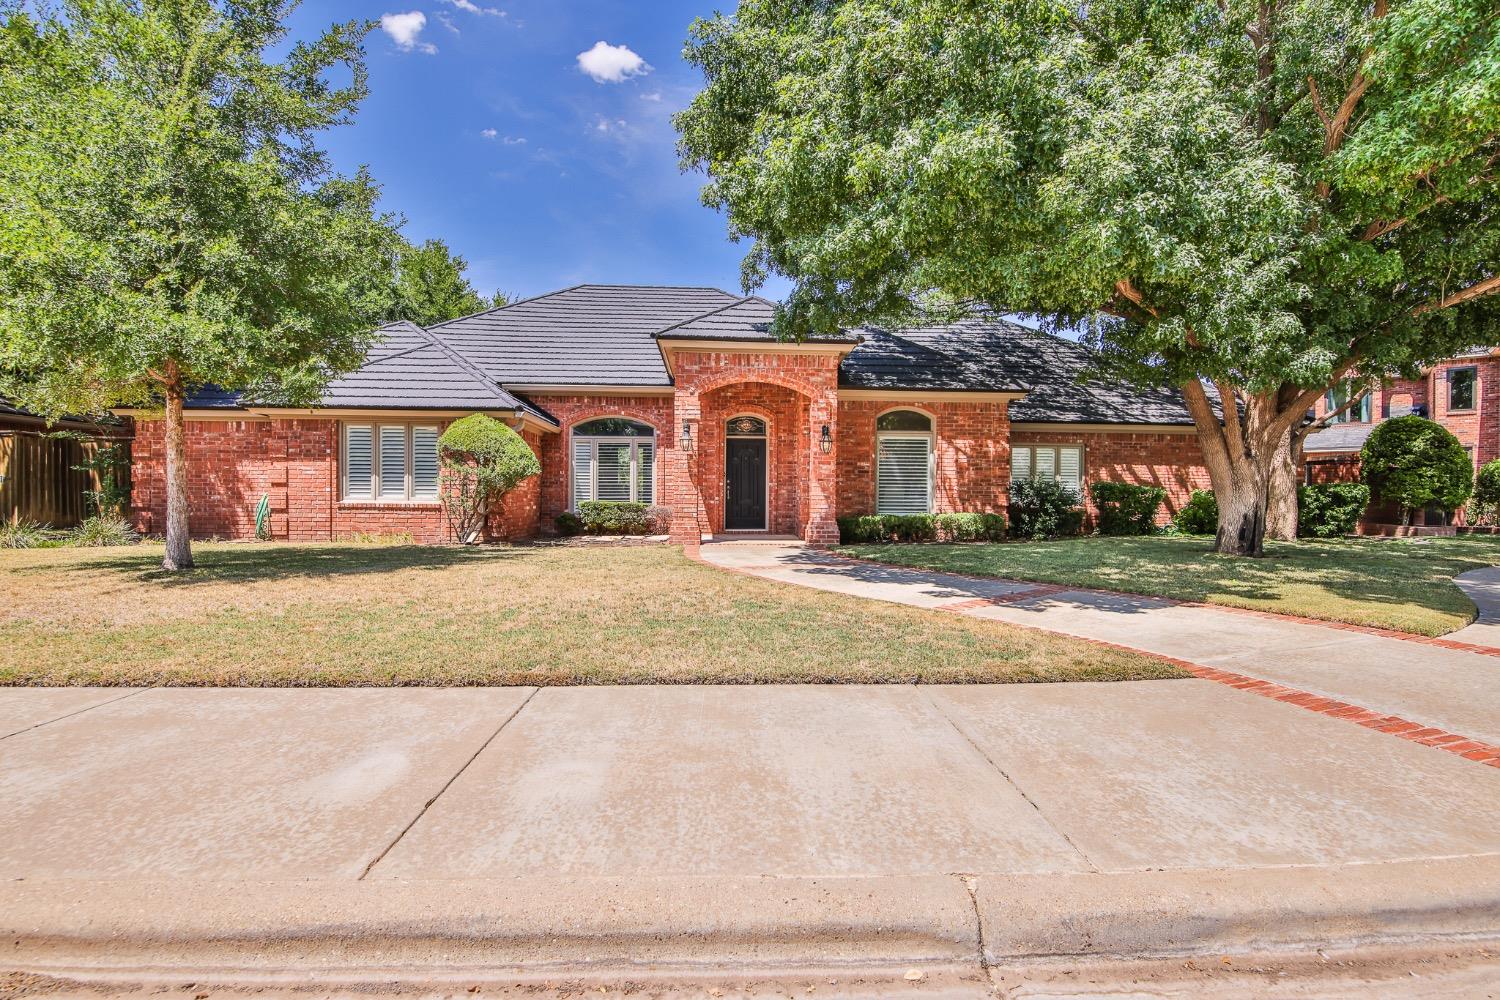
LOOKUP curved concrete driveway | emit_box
[1448,566,1500,647]
[700,542,1500,747]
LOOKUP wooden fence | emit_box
[0,431,131,528]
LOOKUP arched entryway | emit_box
[724,415,768,530]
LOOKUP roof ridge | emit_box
[649,295,760,339]
[425,284,589,332]
[407,325,518,407]
[571,282,739,293]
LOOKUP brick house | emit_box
[126,284,1212,544]
[1303,349,1500,487]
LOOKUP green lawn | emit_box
[840,534,1500,636]
[0,542,1177,686]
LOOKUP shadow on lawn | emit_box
[69,543,534,587]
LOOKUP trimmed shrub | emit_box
[1471,460,1500,525]
[644,504,673,534]
[837,515,886,543]
[935,512,1007,542]
[70,515,138,547]
[884,514,936,542]
[1297,482,1370,538]
[1089,482,1167,536]
[1361,415,1473,523]
[1173,490,1219,535]
[579,500,650,535]
[1009,478,1084,541]
[438,414,541,543]
[554,511,584,537]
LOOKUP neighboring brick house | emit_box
[1303,349,1500,486]
[125,284,1212,544]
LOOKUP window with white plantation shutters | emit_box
[877,437,932,514]
[342,422,441,503]
[569,418,656,507]
[1012,444,1085,495]
[411,426,440,500]
[344,425,373,500]
[378,426,408,500]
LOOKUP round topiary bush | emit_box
[1359,415,1473,524]
[438,414,541,543]
[1472,459,1500,526]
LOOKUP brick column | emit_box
[667,388,706,545]
[804,390,840,545]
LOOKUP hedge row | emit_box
[836,512,1007,544]
[557,500,672,536]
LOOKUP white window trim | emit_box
[570,425,656,508]
[1011,444,1086,495]
[724,412,770,531]
[875,410,935,515]
[342,421,440,504]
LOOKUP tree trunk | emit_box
[1266,431,1299,541]
[162,385,195,571]
[1213,460,1269,555]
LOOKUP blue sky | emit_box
[284,1,787,303]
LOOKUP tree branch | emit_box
[1112,279,1160,318]
[1413,274,1500,316]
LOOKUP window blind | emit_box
[345,425,373,499]
[571,438,593,509]
[877,437,932,515]
[411,427,440,500]
[636,442,655,504]
[595,442,633,501]
[378,426,408,500]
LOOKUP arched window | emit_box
[572,418,655,507]
[726,415,767,436]
[875,410,933,515]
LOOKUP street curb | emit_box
[6,859,1500,976]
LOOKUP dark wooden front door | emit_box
[725,437,767,530]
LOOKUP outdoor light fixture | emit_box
[680,420,693,453]
[819,424,833,454]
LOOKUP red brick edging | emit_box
[686,545,1500,771]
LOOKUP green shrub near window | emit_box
[1089,482,1167,536]
[934,512,1007,542]
[554,511,584,536]
[1297,482,1370,538]
[1009,479,1084,540]
[1172,490,1219,535]
[837,515,886,543]
[438,414,541,543]
[1360,415,1473,524]
[578,500,650,535]
[1471,460,1500,525]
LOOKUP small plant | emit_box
[1009,479,1084,540]
[70,515,138,547]
[579,500,650,534]
[555,511,584,537]
[1173,490,1219,535]
[1361,415,1473,524]
[343,531,416,545]
[1297,483,1370,538]
[438,414,541,543]
[1471,460,1500,525]
[1089,482,1167,536]
[644,504,673,535]
[66,438,129,519]
[0,518,49,549]
[254,494,271,541]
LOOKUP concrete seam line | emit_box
[955,873,995,986]
[0,688,147,743]
[919,687,1099,874]
[358,686,540,880]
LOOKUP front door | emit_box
[725,437,767,530]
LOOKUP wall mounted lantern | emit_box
[680,420,693,453]
[819,424,833,454]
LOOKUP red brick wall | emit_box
[529,394,673,531]
[1010,427,1209,523]
[836,399,1011,516]
[131,416,541,543]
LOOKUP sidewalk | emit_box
[699,542,1500,746]
[4,683,1500,979]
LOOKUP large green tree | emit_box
[678,0,1499,555]
[0,0,403,569]
[388,238,507,327]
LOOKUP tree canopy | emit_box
[0,0,404,567]
[388,238,508,327]
[678,0,1499,553]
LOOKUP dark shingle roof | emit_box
[1304,423,1374,453]
[840,318,1206,425]
[655,295,859,344]
[186,321,541,417]
[429,284,742,386]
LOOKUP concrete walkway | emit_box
[700,542,1500,746]
[1448,565,1500,646]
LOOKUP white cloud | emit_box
[502,135,527,145]
[480,128,498,139]
[434,11,458,33]
[480,128,527,145]
[640,91,662,102]
[444,0,505,13]
[380,12,437,54]
[576,41,650,84]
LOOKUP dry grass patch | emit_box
[0,542,1178,686]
